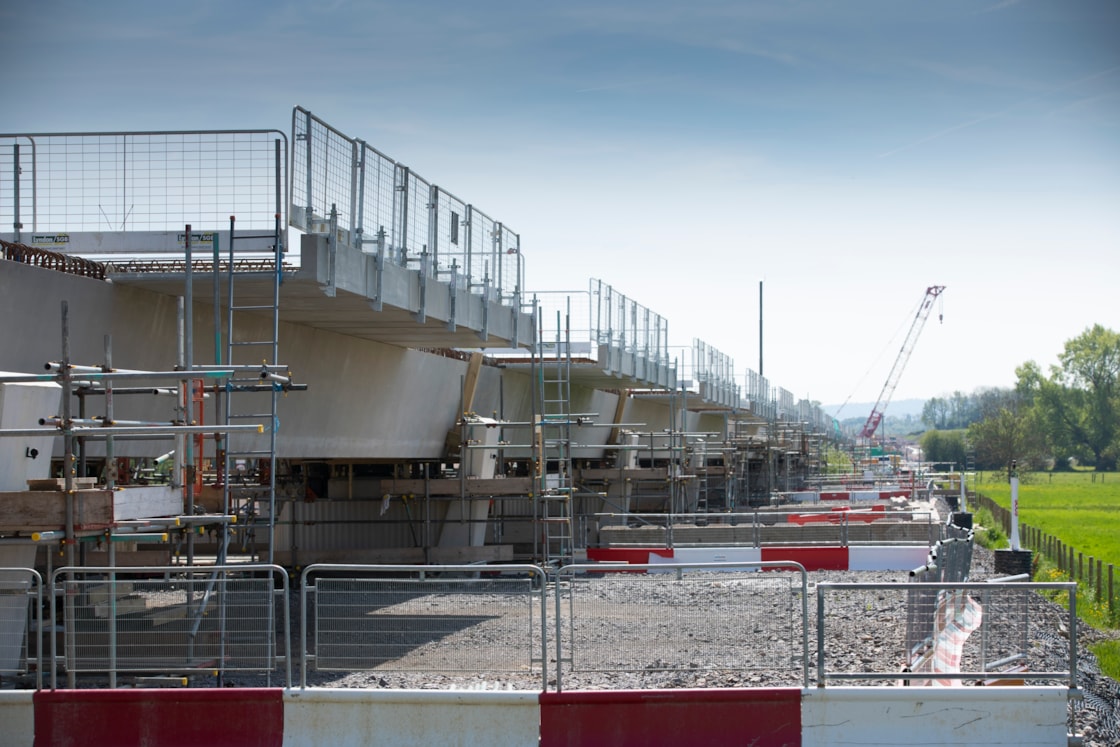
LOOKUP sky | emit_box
[2,0,1118,413]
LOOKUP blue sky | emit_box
[3,0,1118,409]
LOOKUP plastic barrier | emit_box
[0,686,1074,745]
[282,688,539,747]
[33,688,283,747]
[801,686,1069,746]
[540,688,801,747]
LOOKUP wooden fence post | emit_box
[1097,559,1103,603]
[1109,564,1114,613]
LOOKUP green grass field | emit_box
[973,471,1120,567]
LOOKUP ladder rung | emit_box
[227,450,274,457]
[230,340,275,347]
[231,304,278,311]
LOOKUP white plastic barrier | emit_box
[282,688,540,747]
[801,686,1069,746]
[847,545,930,571]
[655,547,763,567]
[0,691,34,747]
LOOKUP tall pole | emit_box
[1009,460,1021,551]
[758,280,763,378]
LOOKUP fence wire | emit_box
[301,564,548,689]
[0,131,287,235]
[0,568,42,688]
[290,107,523,306]
[51,565,289,687]
[555,562,809,691]
[816,581,1076,687]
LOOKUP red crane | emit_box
[859,285,946,440]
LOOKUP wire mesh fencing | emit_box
[290,107,524,307]
[300,564,549,689]
[0,567,43,688]
[50,565,290,687]
[554,562,809,691]
[0,131,287,235]
[816,581,1077,687]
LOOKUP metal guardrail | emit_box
[299,564,549,690]
[0,131,288,235]
[0,567,43,689]
[291,107,524,309]
[816,581,1077,687]
[554,562,810,692]
[50,565,291,688]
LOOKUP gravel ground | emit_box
[269,543,1120,746]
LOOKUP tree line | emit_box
[919,325,1119,475]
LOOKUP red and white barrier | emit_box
[588,545,931,572]
[0,686,1071,746]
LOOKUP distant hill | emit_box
[822,398,925,420]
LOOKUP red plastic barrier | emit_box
[787,506,886,525]
[819,491,849,501]
[540,688,801,747]
[34,688,283,747]
[585,548,674,567]
[761,546,849,571]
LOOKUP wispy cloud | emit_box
[878,65,1120,158]
[975,0,1024,15]
[575,76,680,94]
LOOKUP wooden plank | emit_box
[462,352,484,413]
[0,489,114,531]
[0,485,184,531]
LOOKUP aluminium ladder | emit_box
[533,301,575,565]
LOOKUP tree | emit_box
[966,391,1047,478]
[1029,325,1120,471]
[920,429,966,468]
[921,397,949,429]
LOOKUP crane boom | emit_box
[859,285,946,439]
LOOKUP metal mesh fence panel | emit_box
[556,563,808,690]
[0,568,42,686]
[302,564,547,688]
[466,207,498,299]
[291,110,355,234]
[355,142,397,250]
[434,187,469,284]
[399,169,431,262]
[52,566,289,684]
[290,107,524,306]
[1,131,286,235]
[817,581,1076,686]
